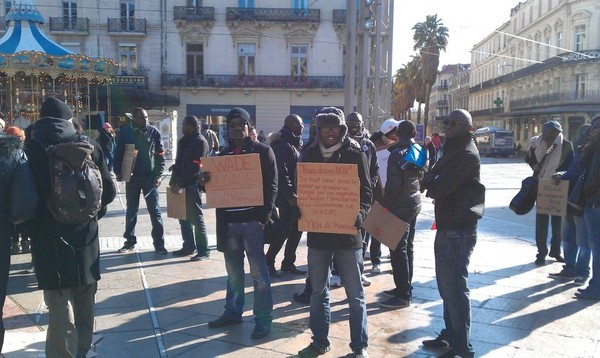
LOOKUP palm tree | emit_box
[412,14,449,137]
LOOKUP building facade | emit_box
[428,63,469,134]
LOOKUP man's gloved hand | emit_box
[355,215,364,229]
[198,171,211,185]
[168,164,176,172]
[154,176,161,188]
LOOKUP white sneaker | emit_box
[330,275,341,287]
[372,264,381,274]
[361,275,371,287]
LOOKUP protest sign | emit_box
[120,144,137,182]
[297,162,359,235]
[363,201,410,251]
[536,178,569,216]
[166,187,187,219]
[201,153,263,208]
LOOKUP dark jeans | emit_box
[368,236,382,265]
[265,203,302,267]
[124,175,165,248]
[434,226,477,358]
[178,185,208,255]
[105,151,114,172]
[390,217,416,299]
[535,213,562,259]
[0,228,10,353]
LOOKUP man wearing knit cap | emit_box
[114,107,167,254]
[526,120,573,265]
[201,107,277,340]
[25,97,116,357]
[421,109,484,358]
[297,106,372,358]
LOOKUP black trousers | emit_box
[266,202,303,267]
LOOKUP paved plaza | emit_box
[3,157,600,357]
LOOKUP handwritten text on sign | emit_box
[202,153,264,208]
[536,178,568,216]
[297,163,359,235]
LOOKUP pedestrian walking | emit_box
[97,122,116,172]
[420,109,485,358]
[114,107,167,254]
[169,115,210,261]
[201,123,220,156]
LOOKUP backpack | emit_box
[46,139,103,225]
[402,143,428,169]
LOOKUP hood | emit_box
[275,126,302,149]
[32,116,78,145]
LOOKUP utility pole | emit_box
[343,0,357,114]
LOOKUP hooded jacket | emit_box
[300,136,373,250]
[25,117,116,290]
[423,131,485,230]
[270,126,302,206]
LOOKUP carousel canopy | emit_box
[0,0,72,56]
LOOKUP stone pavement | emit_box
[3,160,600,357]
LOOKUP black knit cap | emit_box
[397,120,416,139]
[226,107,250,126]
[40,97,74,120]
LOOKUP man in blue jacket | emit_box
[114,107,167,254]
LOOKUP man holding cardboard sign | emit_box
[199,107,277,340]
[296,107,372,358]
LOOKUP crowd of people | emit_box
[1,99,599,358]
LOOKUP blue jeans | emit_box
[308,247,368,351]
[179,185,208,255]
[561,213,590,278]
[434,227,477,358]
[583,207,600,292]
[223,221,273,326]
[124,175,164,247]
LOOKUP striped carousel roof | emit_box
[0,0,73,56]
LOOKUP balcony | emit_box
[436,100,448,107]
[333,9,346,26]
[174,6,215,23]
[49,17,89,33]
[108,18,146,35]
[510,91,600,111]
[162,74,343,89]
[226,7,320,26]
[111,75,148,89]
[437,84,448,90]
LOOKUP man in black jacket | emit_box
[169,115,210,261]
[421,109,485,358]
[265,114,305,276]
[25,97,116,358]
[201,107,277,339]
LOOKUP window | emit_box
[575,25,586,52]
[4,0,10,15]
[292,0,308,9]
[186,44,204,78]
[187,0,202,6]
[237,43,255,76]
[119,45,137,75]
[62,1,77,30]
[575,74,586,99]
[238,0,254,7]
[545,36,551,59]
[536,43,541,62]
[291,45,308,77]
[120,0,135,31]
[556,31,562,54]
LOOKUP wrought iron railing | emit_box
[510,90,600,110]
[226,7,320,23]
[333,9,346,25]
[173,6,215,22]
[108,18,146,33]
[162,74,343,89]
[437,100,448,107]
[49,17,89,32]
[112,75,148,89]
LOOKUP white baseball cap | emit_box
[380,118,400,135]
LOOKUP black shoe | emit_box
[548,270,576,280]
[439,351,464,358]
[281,263,306,275]
[298,343,331,358]
[208,316,242,328]
[118,242,135,253]
[250,323,270,339]
[422,334,451,349]
[154,247,168,255]
[190,253,210,261]
[380,296,410,309]
[172,248,195,256]
[381,288,399,298]
[534,257,546,266]
[293,291,311,304]
[268,265,281,278]
[575,290,600,300]
[549,253,565,262]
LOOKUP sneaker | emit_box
[281,263,307,275]
[573,276,587,286]
[382,288,398,298]
[380,296,410,309]
[118,242,135,253]
[353,347,369,358]
[548,270,576,280]
[208,315,242,328]
[154,247,168,255]
[172,248,195,256]
[422,334,451,349]
[250,323,270,339]
[190,253,210,261]
[298,343,330,358]
[330,275,341,287]
[372,264,381,274]
[361,275,371,287]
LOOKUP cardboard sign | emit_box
[201,153,264,208]
[536,178,569,216]
[297,162,360,235]
[121,144,137,182]
[363,201,410,251]
[166,187,187,220]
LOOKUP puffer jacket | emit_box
[380,138,423,223]
[25,117,116,290]
[300,136,373,250]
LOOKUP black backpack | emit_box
[46,139,103,225]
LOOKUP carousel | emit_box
[0,0,117,129]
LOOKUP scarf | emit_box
[319,141,342,160]
[530,133,563,179]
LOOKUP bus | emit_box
[474,127,515,157]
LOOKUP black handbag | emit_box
[567,174,586,211]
